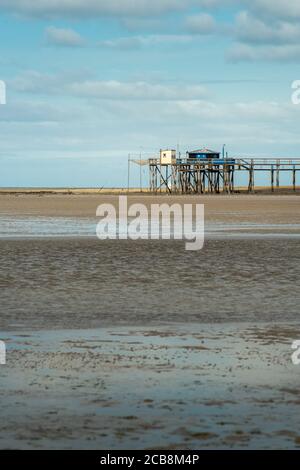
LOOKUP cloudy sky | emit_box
[0,0,300,187]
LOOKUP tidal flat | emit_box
[0,194,299,449]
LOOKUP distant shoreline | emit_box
[0,187,299,195]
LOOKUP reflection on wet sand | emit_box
[1,324,300,449]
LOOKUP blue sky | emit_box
[0,0,300,187]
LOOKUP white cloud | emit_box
[45,26,85,47]
[0,0,200,18]
[10,71,208,101]
[3,70,300,169]
[9,69,297,124]
[251,0,300,21]
[68,80,208,100]
[98,34,194,50]
[2,95,297,161]
[228,42,300,62]
[185,13,217,34]
[10,70,71,94]
[0,100,68,122]
[0,0,229,19]
[228,5,300,62]
[172,99,296,122]
[235,11,300,44]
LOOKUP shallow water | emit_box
[0,215,300,239]
[1,323,300,449]
[0,238,299,330]
[0,208,300,450]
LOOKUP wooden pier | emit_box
[148,157,300,194]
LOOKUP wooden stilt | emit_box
[148,156,300,194]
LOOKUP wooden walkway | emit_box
[148,158,300,194]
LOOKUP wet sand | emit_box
[1,323,300,449]
[0,194,300,449]
[0,194,299,226]
[0,238,299,330]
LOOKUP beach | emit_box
[0,193,300,449]
[2,323,300,450]
[0,193,299,224]
[0,238,299,330]
[3,0,300,455]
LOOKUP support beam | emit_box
[148,156,300,194]
[271,165,274,192]
[293,166,296,192]
[276,161,280,189]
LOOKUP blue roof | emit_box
[189,148,220,154]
